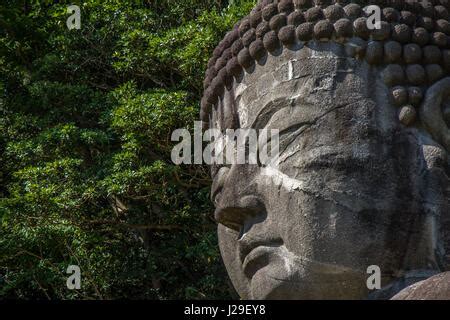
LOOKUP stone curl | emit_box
[201,0,450,128]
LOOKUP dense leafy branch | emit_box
[0,0,256,299]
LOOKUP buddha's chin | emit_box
[250,266,302,300]
[248,256,310,300]
[248,261,369,300]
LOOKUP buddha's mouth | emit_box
[239,236,284,278]
[242,245,282,278]
[241,240,372,282]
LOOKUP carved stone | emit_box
[203,0,450,300]
[391,272,450,300]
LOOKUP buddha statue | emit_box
[200,0,450,299]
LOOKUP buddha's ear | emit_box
[420,78,450,152]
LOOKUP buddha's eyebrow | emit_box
[249,97,290,130]
[249,95,315,131]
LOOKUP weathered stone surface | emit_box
[212,46,450,299]
[391,272,450,300]
[202,1,450,115]
[203,0,450,300]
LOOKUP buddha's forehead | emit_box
[201,0,450,135]
[212,44,395,134]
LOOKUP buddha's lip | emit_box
[242,245,281,279]
[238,237,284,273]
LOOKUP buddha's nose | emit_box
[211,166,265,232]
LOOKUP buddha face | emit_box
[212,44,449,299]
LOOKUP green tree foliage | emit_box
[0,0,255,299]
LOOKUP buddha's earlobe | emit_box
[420,77,450,152]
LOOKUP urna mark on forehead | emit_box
[201,0,450,149]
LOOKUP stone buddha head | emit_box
[201,0,450,299]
